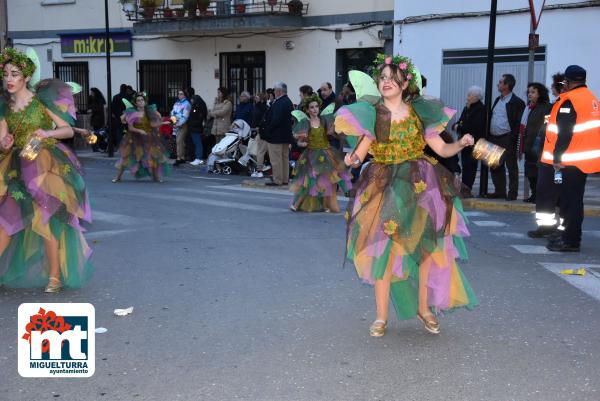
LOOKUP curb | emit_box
[241,180,600,217]
[461,198,600,217]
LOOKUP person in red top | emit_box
[540,65,600,252]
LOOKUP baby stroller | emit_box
[93,126,109,152]
[207,119,252,175]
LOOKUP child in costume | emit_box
[289,94,351,212]
[335,55,478,337]
[0,47,92,292]
[113,92,171,183]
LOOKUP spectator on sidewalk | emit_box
[234,91,254,126]
[318,82,336,110]
[209,87,233,143]
[251,92,269,177]
[263,81,294,186]
[486,73,526,200]
[171,89,192,166]
[88,87,106,152]
[453,85,486,197]
[111,84,129,147]
[519,82,551,203]
[187,87,208,166]
[528,73,566,239]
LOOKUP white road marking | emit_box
[583,230,600,238]
[472,221,508,227]
[510,245,552,254]
[464,211,490,217]
[169,187,286,202]
[188,175,231,181]
[127,192,284,214]
[92,210,142,225]
[538,263,600,303]
[85,229,139,240]
[207,184,350,202]
[491,232,528,239]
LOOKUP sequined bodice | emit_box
[370,108,425,164]
[6,97,55,148]
[130,111,152,133]
[308,125,329,150]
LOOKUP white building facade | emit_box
[8,0,393,114]
[393,0,600,113]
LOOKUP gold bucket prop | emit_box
[472,138,505,168]
[20,137,43,161]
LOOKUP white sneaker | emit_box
[251,171,264,178]
[261,165,272,172]
[190,159,201,166]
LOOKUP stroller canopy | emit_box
[227,119,251,139]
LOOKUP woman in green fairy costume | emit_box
[0,47,92,293]
[336,55,478,337]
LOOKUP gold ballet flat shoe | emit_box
[417,312,440,334]
[44,277,63,293]
[369,319,387,337]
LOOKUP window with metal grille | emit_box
[220,52,265,107]
[138,59,191,116]
[54,61,89,112]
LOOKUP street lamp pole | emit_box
[480,0,498,196]
[105,0,114,157]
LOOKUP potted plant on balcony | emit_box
[140,0,161,20]
[183,0,197,17]
[287,0,303,16]
[234,1,246,14]
[197,0,211,14]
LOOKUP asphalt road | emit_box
[1,158,600,401]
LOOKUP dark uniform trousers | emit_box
[559,166,587,245]
[535,163,562,224]
[488,133,519,197]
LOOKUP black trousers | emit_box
[535,163,561,225]
[558,166,587,245]
[488,134,519,197]
[460,147,479,190]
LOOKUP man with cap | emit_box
[540,65,600,252]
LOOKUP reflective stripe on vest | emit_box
[547,120,600,133]
[542,149,600,162]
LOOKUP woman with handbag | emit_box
[518,82,551,203]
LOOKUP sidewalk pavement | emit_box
[76,150,600,217]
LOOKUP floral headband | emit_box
[372,54,421,94]
[133,91,148,102]
[301,93,322,112]
[0,47,36,78]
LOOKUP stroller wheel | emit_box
[222,165,232,175]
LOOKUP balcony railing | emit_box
[122,1,309,22]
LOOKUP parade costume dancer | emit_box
[113,92,171,183]
[290,95,351,212]
[0,48,92,292]
[335,55,478,336]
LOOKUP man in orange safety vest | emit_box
[540,65,600,252]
